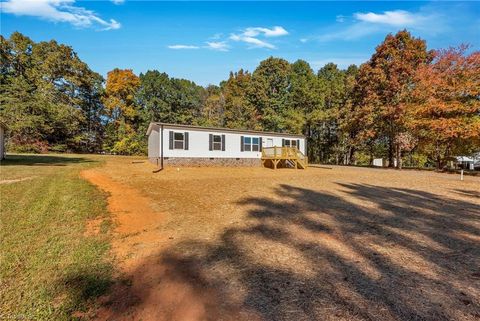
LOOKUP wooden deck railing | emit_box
[261,146,308,169]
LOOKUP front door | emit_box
[266,138,274,147]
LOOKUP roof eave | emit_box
[150,122,305,138]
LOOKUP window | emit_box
[283,139,298,148]
[244,137,251,151]
[213,135,222,151]
[174,132,184,149]
[252,137,260,151]
[209,134,225,151]
[169,131,189,150]
[242,136,260,152]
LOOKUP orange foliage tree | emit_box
[102,68,142,154]
[103,68,140,122]
[352,30,432,168]
[408,46,480,169]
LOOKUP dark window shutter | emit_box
[259,137,262,151]
[240,136,244,152]
[209,134,213,151]
[221,135,225,151]
[297,139,300,150]
[184,132,189,150]
[282,138,285,147]
[169,131,173,150]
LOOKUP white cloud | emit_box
[243,26,289,37]
[168,42,229,51]
[230,34,276,49]
[167,44,199,50]
[317,8,444,42]
[111,0,124,5]
[354,10,417,27]
[1,0,121,30]
[300,38,308,43]
[167,26,287,51]
[336,15,346,23]
[229,26,287,49]
[205,41,229,52]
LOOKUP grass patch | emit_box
[0,154,112,320]
[99,218,113,235]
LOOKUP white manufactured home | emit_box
[147,122,307,168]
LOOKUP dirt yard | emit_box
[81,157,480,321]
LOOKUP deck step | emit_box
[261,147,308,169]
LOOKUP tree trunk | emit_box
[348,146,356,165]
[388,138,395,167]
[396,142,402,170]
[436,156,442,171]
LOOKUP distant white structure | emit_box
[372,158,383,167]
[147,122,306,167]
[373,158,397,167]
[455,153,480,170]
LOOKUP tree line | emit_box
[1,31,479,169]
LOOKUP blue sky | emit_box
[1,1,479,86]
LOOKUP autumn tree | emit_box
[353,30,432,168]
[102,68,141,154]
[408,46,480,169]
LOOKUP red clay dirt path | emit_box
[80,168,261,321]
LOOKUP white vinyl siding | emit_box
[147,126,159,158]
[147,124,305,159]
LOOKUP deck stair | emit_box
[261,146,308,169]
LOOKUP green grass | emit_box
[0,154,112,320]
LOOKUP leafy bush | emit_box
[8,140,49,154]
[110,133,146,156]
[404,153,429,168]
[355,152,372,166]
[49,144,68,153]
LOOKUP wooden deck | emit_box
[261,146,308,169]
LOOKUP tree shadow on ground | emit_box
[61,270,113,313]
[453,189,480,199]
[98,183,480,321]
[0,154,94,166]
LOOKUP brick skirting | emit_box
[149,157,262,167]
